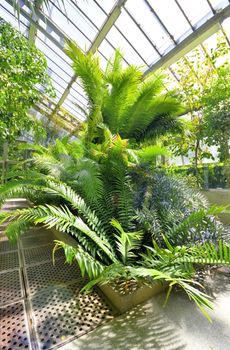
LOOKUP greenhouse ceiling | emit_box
[1,0,230,131]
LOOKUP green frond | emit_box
[53,240,105,279]
[4,204,117,262]
[0,181,42,207]
[103,64,142,133]
[136,145,169,163]
[169,205,230,243]
[33,154,63,177]
[5,218,31,242]
[43,180,111,246]
[130,266,213,321]
[69,158,104,205]
[111,218,143,264]
[104,49,123,83]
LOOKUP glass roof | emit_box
[1,0,230,131]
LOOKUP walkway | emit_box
[0,199,114,350]
[60,268,230,350]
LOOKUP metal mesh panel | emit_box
[26,259,84,295]
[0,239,18,253]
[0,252,19,272]
[24,244,65,266]
[0,270,23,305]
[22,227,52,238]
[0,302,30,350]
[31,283,114,350]
[21,233,56,248]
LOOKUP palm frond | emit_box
[130,266,213,321]
[65,40,104,143]
[111,218,143,264]
[43,179,111,245]
[2,204,117,262]
[53,240,105,279]
[103,65,141,133]
[136,145,169,163]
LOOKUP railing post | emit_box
[203,165,209,190]
[2,142,8,184]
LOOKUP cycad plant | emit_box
[1,48,230,320]
[66,43,183,146]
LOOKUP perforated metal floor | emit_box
[0,200,114,350]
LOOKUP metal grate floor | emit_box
[0,200,114,350]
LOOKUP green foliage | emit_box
[135,171,229,246]
[165,36,230,169]
[168,163,228,189]
[202,65,230,162]
[65,42,183,145]
[1,34,230,320]
[0,18,54,142]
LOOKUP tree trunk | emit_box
[2,142,8,184]
[194,139,200,185]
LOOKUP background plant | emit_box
[0,18,54,144]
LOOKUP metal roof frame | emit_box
[144,3,230,75]
[1,0,230,132]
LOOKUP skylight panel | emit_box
[0,3,29,31]
[93,0,116,14]
[177,0,212,27]
[106,26,146,67]
[125,0,174,55]
[148,0,191,42]
[42,1,92,51]
[208,0,230,10]
[115,10,158,66]
[69,0,107,29]
[36,32,73,75]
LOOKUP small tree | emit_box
[168,37,229,177]
[0,18,53,143]
[202,65,230,163]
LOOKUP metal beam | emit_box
[50,0,127,118]
[27,0,43,45]
[144,4,230,76]
[206,0,230,46]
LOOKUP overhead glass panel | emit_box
[43,0,93,51]
[125,0,174,55]
[106,26,146,67]
[223,17,230,36]
[209,0,230,10]
[67,92,88,110]
[98,40,115,61]
[69,0,107,29]
[115,10,158,65]
[148,0,191,42]
[93,0,116,14]
[35,38,72,81]
[36,32,73,75]
[177,0,212,27]
[98,40,129,68]
[0,2,29,33]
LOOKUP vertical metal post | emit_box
[203,165,209,190]
[2,142,8,184]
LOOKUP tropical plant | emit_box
[134,171,229,246]
[202,64,230,163]
[0,18,54,143]
[166,36,229,175]
[65,43,183,146]
[1,39,230,321]
[1,167,230,320]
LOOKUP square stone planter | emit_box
[52,228,167,313]
[99,281,167,314]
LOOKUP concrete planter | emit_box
[52,229,167,313]
[99,281,167,314]
[202,189,230,225]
